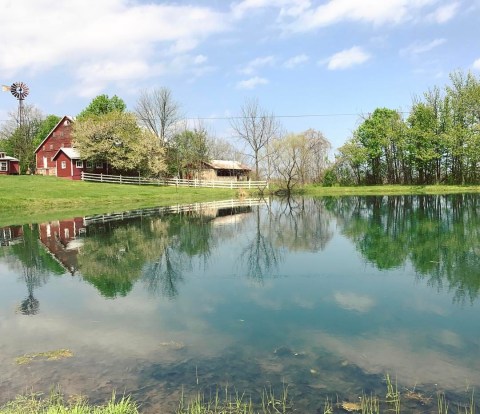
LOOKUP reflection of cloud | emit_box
[333,291,375,312]
[304,330,480,390]
[436,330,463,348]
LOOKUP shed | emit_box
[53,148,84,180]
[0,152,20,175]
[196,160,251,181]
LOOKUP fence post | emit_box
[120,175,122,184]
[100,173,103,182]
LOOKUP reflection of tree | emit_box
[4,225,62,315]
[272,197,334,252]
[241,206,281,282]
[326,195,480,304]
[79,220,169,298]
[79,213,216,299]
[142,246,183,299]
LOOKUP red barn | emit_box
[0,152,20,175]
[35,115,74,176]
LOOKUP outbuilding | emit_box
[196,160,251,181]
[53,148,83,180]
[0,152,20,175]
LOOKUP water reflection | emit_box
[326,194,480,304]
[1,195,480,412]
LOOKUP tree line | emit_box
[328,71,480,186]
[0,88,331,190]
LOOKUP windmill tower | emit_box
[9,82,29,127]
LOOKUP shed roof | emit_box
[52,147,80,160]
[0,154,19,161]
[203,160,251,171]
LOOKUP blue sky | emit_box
[0,0,479,151]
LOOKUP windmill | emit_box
[2,82,30,127]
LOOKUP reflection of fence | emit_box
[81,172,268,189]
[84,198,267,226]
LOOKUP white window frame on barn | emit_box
[0,162,7,171]
[61,161,67,169]
[86,161,93,169]
[76,160,83,168]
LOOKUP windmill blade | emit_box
[11,81,29,100]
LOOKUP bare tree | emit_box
[207,136,248,164]
[134,87,181,144]
[230,98,280,179]
[301,129,331,183]
[0,104,44,172]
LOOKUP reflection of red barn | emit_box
[38,217,86,274]
[0,225,24,246]
[0,152,20,175]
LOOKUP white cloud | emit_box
[427,3,459,23]
[231,0,311,19]
[324,46,371,70]
[0,0,227,94]
[284,54,309,68]
[400,38,446,56]
[236,76,269,89]
[285,0,437,32]
[473,58,480,71]
[240,56,276,75]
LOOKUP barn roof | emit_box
[52,147,80,160]
[34,115,74,153]
[203,160,251,171]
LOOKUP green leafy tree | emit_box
[72,111,166,176]
[168,126,209,177]
[77,94,126,119]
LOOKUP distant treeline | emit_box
[326,71,480,186]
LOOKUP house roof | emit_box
[34,115,74,153]
[203,160,251,171]
[52,147,80,161]
[0,154,19,161]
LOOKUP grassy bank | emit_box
[2,176,480,226]
[0,176,242,226]
[300,183,480,196]
[0,391,138,414]
[1,381,476,414]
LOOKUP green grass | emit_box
[0,176,245,226]
[301,183,480,196]
[2,176,480,227]
[0,390,138,414]
[0,383,477,414]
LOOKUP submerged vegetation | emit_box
[15,349,73,365]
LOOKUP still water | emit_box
[1,196,479,412]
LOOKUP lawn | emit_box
[0,175,241,226]
[2,176,480,227]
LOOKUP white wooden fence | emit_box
[84,198,267,225]
[81,172,268,190]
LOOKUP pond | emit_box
[1,195,479,412]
